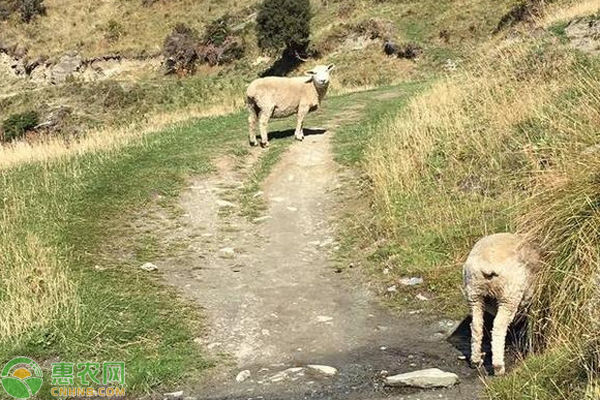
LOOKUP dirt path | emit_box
[161,101,483,399]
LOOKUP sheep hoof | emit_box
[493,365,506,376]
[260,141,269,148]
[249,140,258,147]
[295,136,304,142]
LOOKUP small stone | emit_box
[140,262,158,272]
[334,267,343,273]
[399,277,424,286]
[385,368,459,388]
[319,238,334,248]
[236,370,251,383]
[457,355,467,360]
[272,197,285,202]
[253,191,264,198]
[317,316,333,322]
[287,207,298,212]
[307,365,338,377]
[387,285,397,293]
[164,391,184,398]
[253,216,272,223]
[216,200,237,208]
[219,247,235,258]
[380,370,389,377]
[94,265,107,271]
[183,397,197,400]
[380,346,387,351]
[416,293,429,301]
[201,233,213,237]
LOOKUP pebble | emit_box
[140,262,158,272]
[236,370,251,383]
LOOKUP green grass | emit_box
[0,112,254,397]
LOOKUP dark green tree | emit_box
[256,0,311,56]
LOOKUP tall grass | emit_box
[361,18,600,397]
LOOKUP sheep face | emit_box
[306,64,335,87]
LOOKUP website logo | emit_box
[1,357,43,399]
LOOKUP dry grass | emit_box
[360,3,600,395]
[0,99,242,170]
[0,0,259,58]
[542,0,600,27]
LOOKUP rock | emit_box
[140,262,159,272]
[307,365,337,377]
[219,247,235,258]
[164,391,184,398]
[385,368,459,388]
[387,285,397,293]
[286,206,298,212]
[51,53,83,84]
[269,367,304,383]
[399,277,423,286]
[416,293,429,301]
[216,200,236,208]
[253,216,272,223]
[384,41,399,56]
[316,316,333,322]
[236,370,251,383]
[565,18,600,55]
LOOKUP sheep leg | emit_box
[491,301,519,376]
[469,300,485,369]
[259,109,273,148]
[248,108,258,147]
[295,107,309,141]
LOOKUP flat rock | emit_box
[399,277,423,286]
[307,365,337,377]
[385,368,459,388]
[236,370,251,383]
[216,200,236,208]
[140,262,159,272]
[164,391,184,398]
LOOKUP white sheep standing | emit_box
[245,64,335,148]
[463,232,541,376]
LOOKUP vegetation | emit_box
[2,0,600,398]
[2,110,39,142]
[256,0,311,56]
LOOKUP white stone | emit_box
[216,200,236,208]
[416,293,429,301]
[164,391,184,398]
[399,277,424,286]
[385,368,459,388]
[307,365,337,377]
[219,247,235,258]
[317,316,333,322]
[140,262,158,272]
[236,370,251,383]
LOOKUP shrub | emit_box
[104,20,125,43]
[19,0,46,23]
[198,14,246,66]
[0,0,18,21]
[256,0,311,56]
[162,23,199,76]
[2,111,39,142]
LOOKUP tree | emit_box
[256,0,311,57]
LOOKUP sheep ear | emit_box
[327,64,335,71]
[305,70,316,76]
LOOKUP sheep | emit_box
[463,232,541,376]
[245,64,335,148]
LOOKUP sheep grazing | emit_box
[463,232,541,376]
[245,64,335,148]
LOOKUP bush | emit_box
[256,0,311,55]
[2,111,39,142]
[162,23,199,76]
[104,20,125,43]
[0,0,18,21]
[19,0,46,23]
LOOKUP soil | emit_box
[159,111,484,400]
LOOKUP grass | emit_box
[0,84,408,397]
[0,110,256,397]
[335,2,600,396]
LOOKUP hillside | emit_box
[2,0,600,399]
